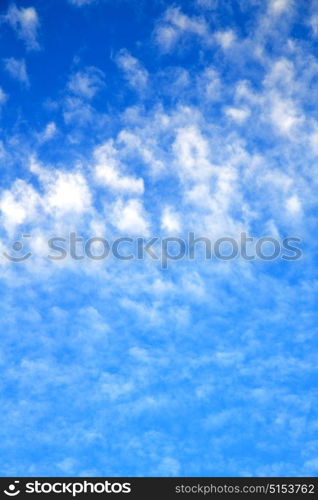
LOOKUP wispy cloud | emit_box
[3,57,29,86]
[4,4,40,50]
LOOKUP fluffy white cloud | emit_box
[45,171,92,216]
[94,141,144,194]
[215,30,236,49]
[225,107,250,123]
[173,125,213,181]
[286,195,302,215]
[0,180,40,233]
[161,207,182,233]
[5,4,40,50]
[111,199,150,235]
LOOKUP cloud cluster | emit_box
[0,0,317,478]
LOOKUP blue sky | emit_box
[0,0,318,477]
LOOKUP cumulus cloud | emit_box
[93,141,144,194]
[111,199,150,235]
[45,171,92,216]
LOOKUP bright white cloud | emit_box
[0,179,40,233]
[161,207,182,233]
[44,171,92,216]
[111,199,150,235]
[286,195,302,215]
[94,141,144,194]
[29,158,92,217]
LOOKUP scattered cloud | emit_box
[154,7,208,52]
[3,58,29,86]
[4,4,40,50]
[68,66,105,99]
[115,50,148,91]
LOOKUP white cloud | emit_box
[63,97,95,125]
[155,7,208,52]
[39,122,57,143]
[161,206,182,233]
[44,171,92,216]
[0,179,40,233]
[198,68,222,101]
[111,199,150,235]
[286,195,302,215]
[68,67,105,99]
[225,107,250,123]
[5,4,40,50]
[215,30,236,49]
[270,95,303,135]
[264,58,295,92]
[269,0,293,16]
[117,130,165,175]
[173,125,213,181]
[29,158,92,217]
[115,50,148,90]
[310,130,318,154]
[94,141,144,194]
[4,58,29,86]
[309,14,318,37]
